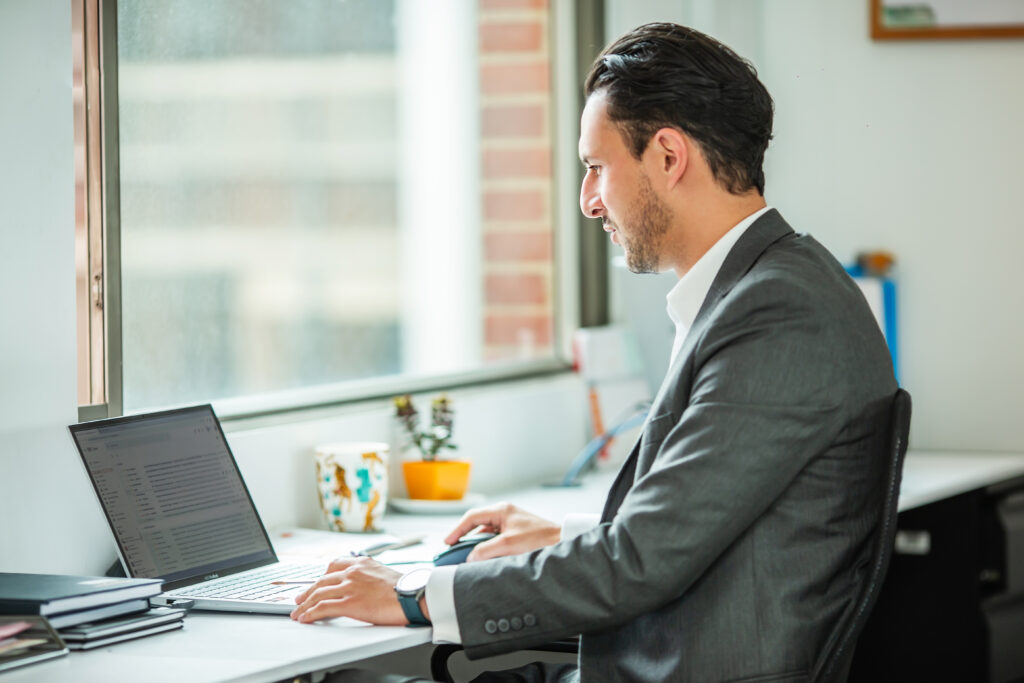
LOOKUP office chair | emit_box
[811,387,911,683]
[431,389,912,683]
[431,638,578,683]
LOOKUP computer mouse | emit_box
[433,533,497,566]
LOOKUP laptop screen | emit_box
[71,405,277,585]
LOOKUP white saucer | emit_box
[388,492,486,515]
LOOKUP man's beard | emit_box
[615,174,672,274]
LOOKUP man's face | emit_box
[578,92,672,274]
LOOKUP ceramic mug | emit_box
[314,442,389,532]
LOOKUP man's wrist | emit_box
[395,568,432,626]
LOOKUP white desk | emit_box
[898,450,1024,510]
[9,450,1024,682]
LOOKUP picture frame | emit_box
[871,0,1024,40]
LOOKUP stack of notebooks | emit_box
[0,572,186,650]
[56,606,187,650]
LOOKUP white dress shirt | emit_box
[424,206,772,644]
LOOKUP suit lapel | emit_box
[603,210,796,515]
[600,440,639,522]
[694,209,793,328]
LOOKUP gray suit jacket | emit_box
[452,210,898,682]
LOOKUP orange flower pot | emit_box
[402,460,471,500]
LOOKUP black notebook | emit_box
[65,621,184,650]
[0,573,161,616]
[46,598,150,630]
[58,606,187,642]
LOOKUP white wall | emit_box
[606,0,1024,452]
[756,1,1024,452]
[0,1,113,574]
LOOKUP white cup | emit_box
[314,442,389,532]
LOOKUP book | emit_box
[0,573,161,616]
[58,606,187,642]
[46,598,150,630]
[65,621,183,650]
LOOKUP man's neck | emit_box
[670,193,767,278]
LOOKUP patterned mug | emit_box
[314,442,389,532]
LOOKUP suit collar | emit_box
[691,208,794,332]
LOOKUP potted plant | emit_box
[393,394,471,500]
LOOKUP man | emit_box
[292,22,897,682]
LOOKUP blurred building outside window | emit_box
[74,0,562,415]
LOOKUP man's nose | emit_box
[579,182,605,219]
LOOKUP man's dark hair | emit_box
[585,23,774,196]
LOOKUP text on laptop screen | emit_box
[73,407,276,582]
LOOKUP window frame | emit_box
[77,0,124,423]
[78,0,605,423]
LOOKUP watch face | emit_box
[396,567,431,594]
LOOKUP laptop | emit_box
[69,404,326,615]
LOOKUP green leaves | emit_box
[393,393,458,461]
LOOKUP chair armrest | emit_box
[430,636,580,682]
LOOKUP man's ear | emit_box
[648,127,688,189]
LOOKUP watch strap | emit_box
[397,590,431,627]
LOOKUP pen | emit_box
[352,535,425,557]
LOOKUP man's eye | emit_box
[587,165,601,176]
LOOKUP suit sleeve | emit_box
[451,278,851,658]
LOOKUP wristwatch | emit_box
[395,568,432,627]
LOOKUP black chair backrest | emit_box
[813,388,912,683]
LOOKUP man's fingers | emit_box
[465,536,506,562]
[444,512,494,545]
[302,556,375,602]
[466,522,560,561]
[291,580,350,619]
[444,503,514,544]
[326,556,362,573]
[293,597,349,623]
[293,568,351,604]
[465,532,536,562]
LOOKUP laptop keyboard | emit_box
[178,563,324,602]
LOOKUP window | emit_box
[76,0,571,418]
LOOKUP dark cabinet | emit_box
[850,478,1024,683]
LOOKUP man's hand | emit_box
[445,503,560,562]
[290,556,410,625]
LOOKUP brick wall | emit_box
[478,0,555,361]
